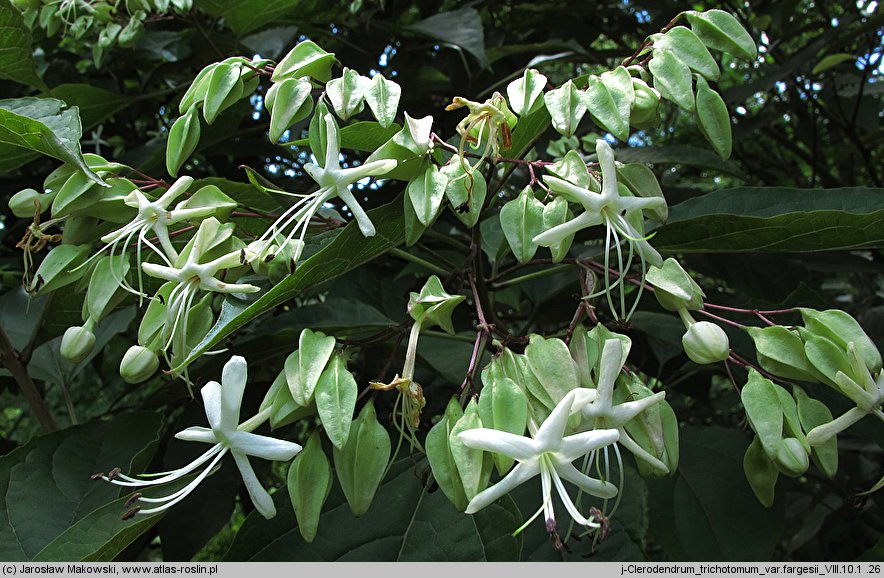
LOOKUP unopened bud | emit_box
[630,78,661,128]
[682,321,730,364]
[9,188,52,218]
[774,437,810,477]
[60,325,96,362]
[120,345,160,384]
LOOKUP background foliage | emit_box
[0,0,882,563]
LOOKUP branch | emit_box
[0,326,56,433]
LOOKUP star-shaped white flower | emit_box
[580,338,669,473]
[252,115,396,265]
[104,356,301,519]
[459,388,620,530]
[534,139,664,268]
[141,218,259,359]
[79,176,215,298]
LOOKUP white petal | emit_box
[232,451,277,519]
[618,429,669,474]
[465,461,539,514]
[534,389,582,452]
[157,176,194,207]
[458,429,539,461]
[174,426,218,444]
[533,212,602,247]
[554,460,618,499]
[596,339,623,409]
[550,469,592,526]
[220,356,248,432]
[227,431,301,461]
[556,428,620,462]
[141,263,181,282]
[323,115,340,170]
[595,139,618,200]
[336,187,376,237]
[200,380,223,431]
[608,391,666,426]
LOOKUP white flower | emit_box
[534,140,664,268]
[252,115,396,264]
[580,338,669,473]
[458,388,620,530]
[87,176,213,297]
[141,217,259,358]
[104,356,301,519]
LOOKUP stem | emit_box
[401,320,424,381]
[0,326,56,432]
[238,407,273,433]
[695,308,747,330]
[388,248,449,277]
[489,264,574,291]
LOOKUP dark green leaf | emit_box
[0,0,46,89]
[408,9,489,69]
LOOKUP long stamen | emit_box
[610,222,626,320]
[136,448,228,514]
[603,219,617,318]
[107,444,224,486]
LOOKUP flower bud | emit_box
[682,321,730,364]
[9,188,53,218]
[120,345,160,384]
[630,78,661,129]
[60,325,96,363]
[774,437,810,477]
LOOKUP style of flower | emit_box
[458,388,620,531]
[86,176,213,297]
[252,115,397,264]
[580,338,669,473]
[534,139,666,319]
[102,356,301,519]
[445,92,513,169]
[141,217,259,359]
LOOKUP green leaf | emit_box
[649,49,694,111]
[326,67,365,121]
[203,62,241,124]
[314,355,358,449]
[397,491,522,561]
[499,186,544,264]
[743,436,778,508]
[748,326,819,382]
[811,53,856,75]
[268,77,313,142]
[407,164,448,226]
[524,334,578,405]
[614,145,740,176]
[647,426,785,561]
[174,198,406,371]
[29,244,92,296]
[478,372,528,474]
[543,79,585,136]
[653,187,884,253]
[0,98,105,185]
[541,197,574,263]
[426,397,469,511]
[799,308,882,374]
[0,0,47,90]
[792,387,838,478]
[694,76,732,160]
[166,104,201,177]
[506,68,547,116]
[584,75,629,142]
[0,412,163,561]
[289,120,401,153]
[741,370,784,459]
[408,8,489,69]
[272,39,336,82]
[362,73,401,128]
[685,9,757,61]
[441,155,486,228]
[655,27,720,81]
[288,431,332,543]
[332,400,391,517]
[449,399,488,500]
[198,0,309,36]
[295,328,336,406]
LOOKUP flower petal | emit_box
[336,187,376,237]
[220,356,248,432]
[618,429,669,474]
[458,428,539,460]
[465,461,539,514]
[534,389,583,452]
[596,338,623,409]
[227,431,302,461]
[554,460,618,499]
[232,451,277,519]
[556,428,620,462]
[533,212,602,247]
[608,391,666,426]
[174,426,218,444]
[141,263,181,282]
[200,380,223,431]
[550,468,593,526]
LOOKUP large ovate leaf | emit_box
[408,8,489,69]
[647,426,785,561]
[0,413,163,561]
[0,0,46,89]
[653,187,884,253]
[0,98,104,185]
[175,198,406,370]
